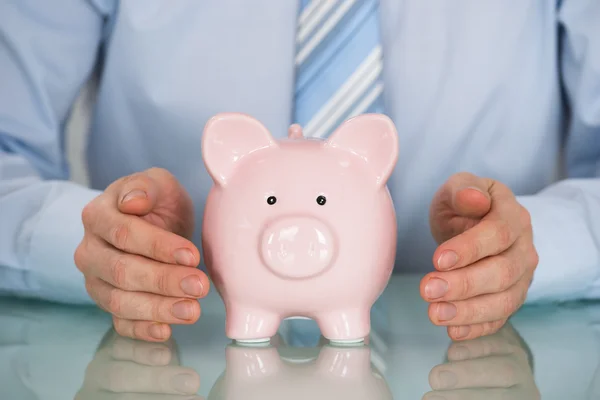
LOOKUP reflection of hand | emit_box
[75,329,202,399]
[423,323,540,400]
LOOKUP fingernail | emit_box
[172,300,195,320]
[150,348,171,365]
[454,326,471,339]
[425,278,448,299]
[181,275,204,297]
[171,373,198,394]
[437,251,458,270]
[452,345,470,360]
[174,249,196,266]
[437,371,457,389]
[437,303,457,321]
[149,323,168,340]
[121,189,146,204]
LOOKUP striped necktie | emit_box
[293,0,384,139]
[283,0,385,347]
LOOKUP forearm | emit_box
[0,174,100,304]
[517,178,600,303]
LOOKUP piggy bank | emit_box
[207,343,393,400]
[201,113,398,344]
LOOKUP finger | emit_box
[81,238,209,298]
[111,335,173,366]
[423,387,537,400]
[87,277,201,324]
[421,244,526,302]
[428,279,528,326]
[433,185,524,271]
[447,319,506,341]
[429,355,527,390]
[446,324,526,361]
[447,172,492,218]
[83,201,199,266]
[90,359,200,395]
[112,317,173,342]
[112,171,159,216]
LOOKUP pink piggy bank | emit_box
[201,113,398,344]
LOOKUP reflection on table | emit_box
[0,274,599,399]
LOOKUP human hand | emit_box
[423,323,539,399]
[75,168,210,342]
[421,172,538,340]
[74,329,203,399]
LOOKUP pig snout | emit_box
[260,216,336,278]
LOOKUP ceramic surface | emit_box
[201,113,399,342]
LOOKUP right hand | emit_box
[75,167,210,342]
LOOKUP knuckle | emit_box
[483,321,501,336]
[460,273,475,297]
[132,321,149,340]
[520,206,532,229]
[499,257,518,289]
[529,248,540,269]
[148,237,162,260]
[501,294,518,316]
[153,268,170,295]
[73,244,86,272]
[147,166,172,179]
[472,241,484,262]
[84,279,95,297]
[149,299,163,321]
[107,288,123,316]
[119,172,142,185]
[111,220,132,250]
[453,171,476,183]
[468,303,489,322]
[112,317,127,336]
[81,201,97,228]
[109,254,129,288]
[494,220,513,250]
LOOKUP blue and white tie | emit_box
[293,0,384,139]
[283,0,385,347]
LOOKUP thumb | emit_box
[116,173,158,216]
[449,173,492,219]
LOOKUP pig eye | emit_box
[267,196,277,205]
[316,195,326,205]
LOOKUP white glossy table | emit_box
[0,274,599,399]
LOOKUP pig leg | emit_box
[225,305,281,343]
[316,308,370,344]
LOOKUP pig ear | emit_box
[202,113,277,186]
[325,114,399,186]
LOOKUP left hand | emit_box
[421,172,539,341]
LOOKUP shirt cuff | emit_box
[25,183,100,304]
[517,194,600,303]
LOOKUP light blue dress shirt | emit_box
[0,0,599,305]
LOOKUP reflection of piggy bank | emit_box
[201,113,398,344]
[207,343,393,400]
